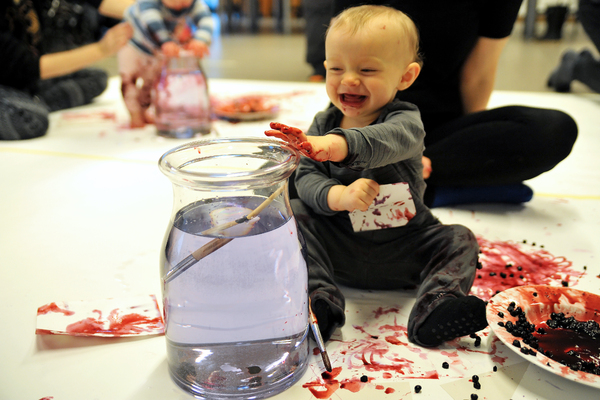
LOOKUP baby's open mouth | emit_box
[340,93,366,107]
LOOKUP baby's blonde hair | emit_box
[327,5,423,67]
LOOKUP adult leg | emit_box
[573,0,600,93]
[423,106,577,206]
[0,85,49,140]
[547,0,600,93]
[292,199,346,342]
[37,68,108,111]
[303,0,333,79]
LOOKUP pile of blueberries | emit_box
[497,300,600,375]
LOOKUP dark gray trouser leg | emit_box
[405,224,479,343]
[574,0,600,93]
[0,85,49,140]
[303,0,333,76]
[292,199,346,341]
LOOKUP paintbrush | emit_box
[164,185,286,283]
[309,297,332,372]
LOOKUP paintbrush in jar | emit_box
[309,297,332,372]
[163,185,286,283]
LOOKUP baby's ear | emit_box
[397,62,421,91]
[323,60,327,71]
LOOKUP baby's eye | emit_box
[361,69,377,73]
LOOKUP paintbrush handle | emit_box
[163,184,286,283]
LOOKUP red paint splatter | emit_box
[384,335,404,345]
[472,237,584,301]
[385,387,395,394]
[65,308,164,336]
[37,302,75,316]
[373,307,400,318]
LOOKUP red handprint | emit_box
[265,122,316,159]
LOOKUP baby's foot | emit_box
[416,295,488,347]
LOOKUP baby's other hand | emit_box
[161,41,181,57]
[99,22,133,56]
[185,40,210,58]
[422,156,432,179]
[337,178,379,212]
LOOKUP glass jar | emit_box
[158,138,309,399]
[154,52,211,138]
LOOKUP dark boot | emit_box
[541,5,569,40]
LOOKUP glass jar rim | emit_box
[158,137,300,190]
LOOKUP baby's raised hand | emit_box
[185,40,210,58]
[161,41,181,57]
[332,178,379,212]
[265,122,347,162]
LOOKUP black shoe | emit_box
[548,50,577,92]
[416,296,488,347]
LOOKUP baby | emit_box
[266,5,488,347]
[118,0,214,127]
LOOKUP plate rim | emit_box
[486,284,600,389]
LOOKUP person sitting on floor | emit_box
[0,0,133,140]
[265,5,488,347]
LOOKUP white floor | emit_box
[1,78,600,399]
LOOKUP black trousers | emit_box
[422,105,578,187]
[293,199,480,345]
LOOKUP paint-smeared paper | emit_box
[36,295,164,337]
[349,183,416,232]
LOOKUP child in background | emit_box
[118,0,214,127]
[265,5,488,347]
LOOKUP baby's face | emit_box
[325,21,411,127]
[162,0,193,10]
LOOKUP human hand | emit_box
[422,156,432,179]
[174,24,193,44]
[161,41,181,57]
[265,122,348,162]
[329,178,380,212]
[98,22,133,56]
[185,39,210,58]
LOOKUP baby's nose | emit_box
[341,73,360,86]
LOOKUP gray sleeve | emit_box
[330,108,425,170]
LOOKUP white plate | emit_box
[487,285,600,388]
[214,108,279,121]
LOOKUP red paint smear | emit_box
[472,237,584,301]
[373,307,400,318]
[384,335,404,345]
[385,387,395,394]
[39,397,54,400]
[61,111,116,121]
[303,367,348,399]
[65,308,164,336]
[37,302,75,316]
[382,372,392,379]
